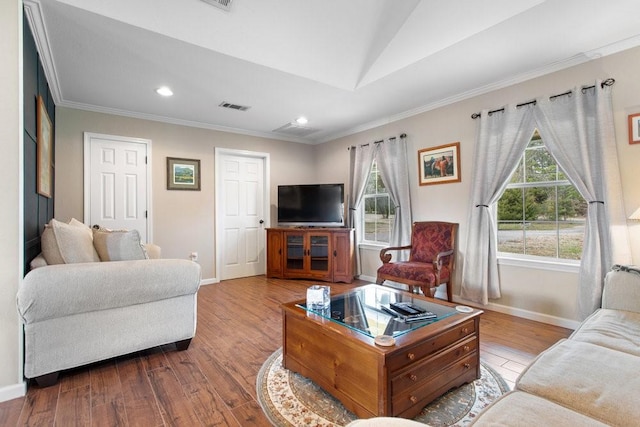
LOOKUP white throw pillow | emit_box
[41,218,100,264]
[92,228,148,261]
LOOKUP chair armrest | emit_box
[602,265,640,313]
[379,245,412,263]
[432,249,454,271]
[17,259,201,324]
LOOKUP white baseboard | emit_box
[200,278,219,286]
[0,381,26,403]
[356,275,579,330]
[453,295,580,330]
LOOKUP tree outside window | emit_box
[362,161,395,244]
[497,131,586,260]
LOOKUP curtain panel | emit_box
[376,136,413,254]
[460,105,536,304]
[534,82,631,318]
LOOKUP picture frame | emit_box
[37,95,53,198]
[418,141,461,186]
[167,157,201,191]
[629,113,640,144]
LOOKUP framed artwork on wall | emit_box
[628,113,640,144]
[37,95,52,198]
[418,141,461,186]
[167,157,201,191]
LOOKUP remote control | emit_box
[389,302,425,316]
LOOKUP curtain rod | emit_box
[347,133,406,150]
[470,78,615,119]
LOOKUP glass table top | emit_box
[297,284,458,338]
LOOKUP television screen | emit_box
[277,184,344,227]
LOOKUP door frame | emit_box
[214,147,270,280]
[83,132,153,242]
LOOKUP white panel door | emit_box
[84,133,150,242]
[217,150,267,279]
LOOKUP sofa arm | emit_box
[602,265,640,313]
[18,259,201,324]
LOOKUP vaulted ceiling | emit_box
[25,0,640,144]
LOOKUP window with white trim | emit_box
[497,130,586,260]
[361,160,395,244]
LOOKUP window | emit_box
[497,130,586,260]
[362,160,395,244]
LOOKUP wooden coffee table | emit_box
[281,284,482,419]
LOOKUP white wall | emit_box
[55,108,318,281]
[0,0,26,402]
[314,46,640,327]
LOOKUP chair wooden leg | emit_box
[446,280,453,302]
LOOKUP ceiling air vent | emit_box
[219,101,250,112]
[272,122,320,137]
[201,0,233,12]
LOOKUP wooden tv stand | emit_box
[266,228,355,283]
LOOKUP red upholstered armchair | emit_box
[376,221,458,302]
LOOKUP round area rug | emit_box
[257,348,509,427]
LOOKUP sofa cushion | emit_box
[602,266,640,313]
[41,218,100,264]
[92,228,148,261]
[570,308,640,357]
[470,390,608,426]
[516,339,640,426]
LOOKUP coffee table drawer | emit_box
[391,336,477,392]
[391,353,478,416]
[387,319,476,372]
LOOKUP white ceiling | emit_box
[25,0,640,144]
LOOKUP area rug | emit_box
[257,348,509,427]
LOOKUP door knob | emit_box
[259,219,264,224]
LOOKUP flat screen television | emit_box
[277,183,345,227]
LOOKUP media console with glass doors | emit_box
[266,228,355,283]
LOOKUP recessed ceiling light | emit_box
[156,86,173,97]
[295,116,308,125]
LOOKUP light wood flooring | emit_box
[0,276,572,426]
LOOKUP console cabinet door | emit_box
[332,229,354,283]
[266,229,283,278]
[307,232,332,279]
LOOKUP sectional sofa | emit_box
[470,264,640,426]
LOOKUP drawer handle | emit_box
[407,353,415,360]
[461,327,469,334]
[464,363,471,369]
[409,374,417,382]
[463,345,470,352]
[409,396,418,404]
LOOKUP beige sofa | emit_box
[17,219,202,386]
[470,264,640,426]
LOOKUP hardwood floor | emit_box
[0,277,572,426]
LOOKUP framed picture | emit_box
[167,157,201,191]
[418,141,461,186]
[629,113,640,144]
[37,95,52,198]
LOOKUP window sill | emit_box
[358,242,387,252]
[498,254,580,273]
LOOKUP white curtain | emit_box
[460,105,536,304]
[376,136,413,254]
[533,81,631,319]
[348,144,375,228]
[348,144,375,275]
